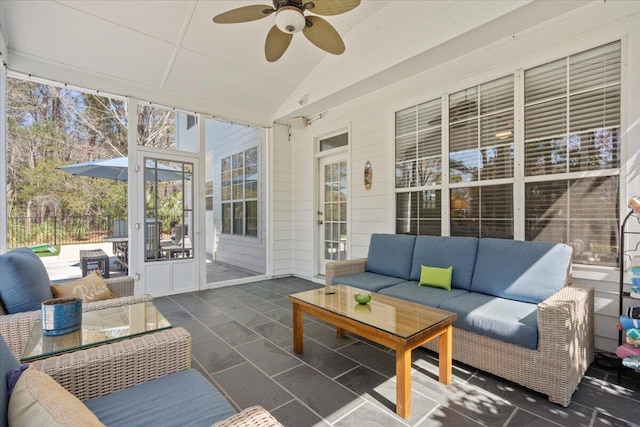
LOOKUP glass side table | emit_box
[21,301,171,362]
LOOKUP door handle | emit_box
[318,220,323,225]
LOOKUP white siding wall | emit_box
[271,123,293,277]
[208,120,266,274]
[284,2,640,352]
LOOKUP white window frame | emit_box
[221,146,259,238]
[393,41,622,268]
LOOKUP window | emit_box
[524,41,621,266]
[137,104,197,153]
[395,98,442,188]
[396,190,442,235]
[319,133,348,152]
[144,158,193,262]
[205,181,213,211]
[186,115,196,130]
[394,41,621,266]
[449,76,515,238]
[221,147,258,237]
[395,98,443,236]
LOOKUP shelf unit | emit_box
[617,209,640,379]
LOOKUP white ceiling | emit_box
[0,0,594,126]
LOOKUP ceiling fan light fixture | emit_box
[275,6,306,34]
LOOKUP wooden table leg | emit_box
[395,345,412,418]
[292,303,303,354]
[438,325,453,385]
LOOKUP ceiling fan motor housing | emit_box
[275,6,306,34]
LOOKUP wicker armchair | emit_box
[0,275,151,359]
[31,326,192,401]
[0,327,282,426]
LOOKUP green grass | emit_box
[33,245,61,258]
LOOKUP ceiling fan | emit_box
[212,0,361,62]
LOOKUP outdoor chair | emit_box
[0,327,281,427]
[0,291,148,361]
[0,247,145,358]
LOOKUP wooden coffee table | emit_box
[289,284,457,418]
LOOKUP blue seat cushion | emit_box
[0,247,53,314]
[332,272,407,292]
[0,335,20,427]
[439,292,539,349]
[365,234,416,280]
[379,281,469,309]
[470,239,571,304]
[84,369,236,427]
[409,236,479,290]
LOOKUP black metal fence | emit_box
[6,215,184,249]
[7,215,127,249]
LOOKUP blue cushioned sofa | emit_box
[326,234,594,407]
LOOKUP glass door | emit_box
[318,154,348,275]
[143,158,193,262]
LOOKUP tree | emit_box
[5,77,174,223]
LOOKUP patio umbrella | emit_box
[57,156,189,182]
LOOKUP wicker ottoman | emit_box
[79,249,110,278]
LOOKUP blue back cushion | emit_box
[409,236,479,290]
[470,239,571,303]
[0,248,53,314]
[0,335,19,427]
[365,234,416,279]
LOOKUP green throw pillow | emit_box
[419,265,453,291]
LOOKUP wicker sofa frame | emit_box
[0,274,194,401]
[0,275,141,359]
[326,258,595,407]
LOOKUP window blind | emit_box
[524,41,621,175]
[395,98,442,189]
[396,190,442,236]
[393,41,621,266]
[449,76,514,183]
[525,176,619,266]
[450,184,513,239]
[524,41,621,266]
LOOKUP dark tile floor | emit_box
[154,277,640,427]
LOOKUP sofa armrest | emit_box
[0,294,153,360]
[84,294,152,311]
[537,284,594,380]
[32,327,192,401]
[105,275,134,297]
[325,258,367,287]
[212,405,283,427]
[0,310,41,359]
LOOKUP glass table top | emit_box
[289,285,456,339]
[21,301,171,362]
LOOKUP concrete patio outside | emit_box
[38,242,260,284]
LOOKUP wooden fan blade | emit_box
[265,26,293,62]
[213,5,274,24]
[302,16,345,55]
[307,0,360,16]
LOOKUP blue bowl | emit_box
[632,276,640,287]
